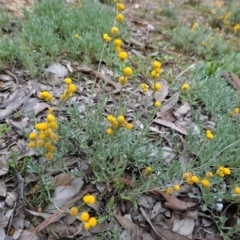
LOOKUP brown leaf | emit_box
[158,93,179,116]
[221,71,240,90]
[114,214,143,237]
[149,190,196,211]
[153,119,187,135]
[51,173,72,188]
[231,72,240,90]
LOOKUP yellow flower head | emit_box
[88,217,97,227]
[117,115,125,123]
[151,70,160,79]
[166,187,174,195]
[28,141,35,148]
[106,128,113,135]
[46,152,53,160]
[83,195,96,204]
[206,172,213,178]
[69,207,78,216]
[74,34,79,39]
[152,61,161,69]
[206,132,214,140]
[114,39,122,47]
[103,33,111,43]
[118,51,128,61]
[64,78,72,85]
[126,123,133,130]
[118,76,128,85]
[68,84,77,93]
[234,187,240,195]
[29,132,37,140]
[111,27,119,35]
[181,83,190,91]
[116,13,124,22]
[182,172,192,180]
[201,179,211,188]
[140,83,149,93]
[84,222,90,230]
[191,175,199,183]
[117,3,125,11]
[174,185,180,191]
[80,212,90,222]
[35,122,48,131]
[222,167,231,175]
[123,67,133,77]
[154,101,161,108]
[154,83,161,91]
[47,114,55,123]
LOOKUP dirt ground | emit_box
[0,0,34,17]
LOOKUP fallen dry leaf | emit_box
[159,93,180,116]
[114,214,143,237]
[173,102,191,119]
[154,80,169,102]
[153,119,187,135]
[149,190,196,211]
[172,217,195,237]
[0,156,9,176]
[231,72,240,90]
[51,173,72,188]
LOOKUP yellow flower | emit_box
[36,139,43,147]
[103,33,111,43]
[114,39,122,47]
[151,70,160,79]
[35,122,48,131]
[68,84,77,93]
[186,178,193,185]
[50,133,59,142]
[181,83,189,91]
[206,133,214,139]
[201,179,211,188]
[191,175,199,183]
[182,172,192,180]
[116,13,124,22]
[126,123,133,130]
[39,132,46,140]
[154,101,161,107]
[107,115,114,122]
[145,166,152,171]
[140,83,149,92]
[69,207,78,216]
[118,51,128,61]
[80,212,90,222]
[174,185,180,191]
[206,172,213,178]
[28,141,35,148]
[74,34,79,39]
[166,187,174,195]
[48,108,54,114]
[111,27,119,35]
[222,167,231,175]
[46,152,53,160]
[64,78,72,85]
[83,195,96,204]
[39,91,53,102]
[106,128,113,135]
[117,3,125,11]
[234,187,240,194]
[29,132,37,140]
[117,115,125,123]
[84,222,90,230]
[118,76,128,85]
[47,114,55,123]
[123,67,133,77]
[152,61,161,69]
[49,121,58,130]
[88,217,97,227]
[154,83,161,91]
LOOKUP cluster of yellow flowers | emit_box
[230,107,239,118]
[106,114,133,135]
[60,78,77,101]
[69,195,97,230]
[182,172,211,188]
[190,22,199,32]
[216,166,231,177]
[28,108,58,160]
[39,91,53,102]
[206,129,214,139]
